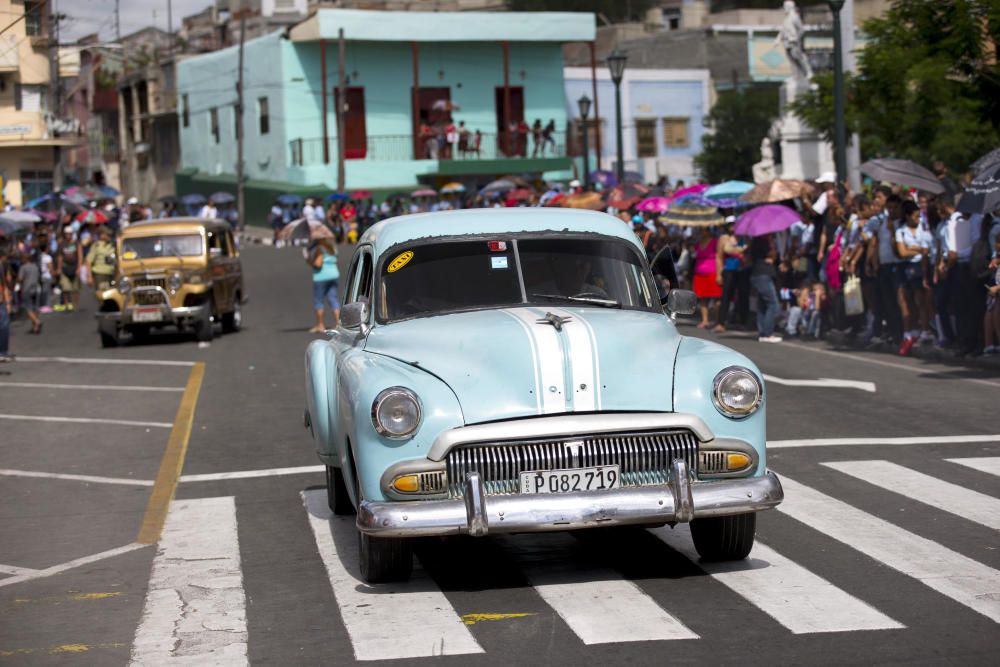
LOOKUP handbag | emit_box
[843,275,864,316]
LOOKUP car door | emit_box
[334,245,374,447]
[206,227,230,313]
[223,229,242,305]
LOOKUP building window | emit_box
[258,96,269,135]
[24,1,44,37]
[663,117,689,148]
[182,94,189,127]
[635,119,657,158]
[21,170,53,202]
[210,107,219,143]
[15,84,47,112]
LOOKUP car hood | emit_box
[364,306,680,425]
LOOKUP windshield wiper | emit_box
[529,293,621,308]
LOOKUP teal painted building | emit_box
[176,8,595,205]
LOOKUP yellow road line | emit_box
[0,642,125,657]
[461,612,536,625]
[136,362,206,545]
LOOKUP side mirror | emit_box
[341,301,369,331]
[649,246,679,302]
[665,289,697,316]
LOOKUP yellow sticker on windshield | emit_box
[387,250,413,273]
[122,250,137,260]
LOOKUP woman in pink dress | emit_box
[692,227,722,328]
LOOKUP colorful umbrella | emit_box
[733,204,801,237]
[325,192,349,202]
[659,201,723,227]
[278,218,334,241]
[859,158,943,194]
[75,209,110,224]
[210,191,235,204]
[480,179,516,195]
[440,182,466,194]
[411,188,437,198]
[182,193,208,206]
[543,192,566,207]
[604,182,649,209]
[589,170,617,188]
[635,196,672,213]
[563,192,604,210]
[0,210,41,229]
[63,185,102,201]
[350,190,372,200]
[740,179,811,203]
[671,184,709,200]
[705,180,754,201]
[507,188,534,201]
[99,184,121,198]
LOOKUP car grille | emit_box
[132,290,168,306]
[445,429,699,497]
[133,278,166,289]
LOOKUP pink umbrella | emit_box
[635,196,672,213]
[733,204,801,237]
[412,188,437,198]
[671,183,709,200]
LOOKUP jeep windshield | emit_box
[377,237,657,322]
[122,234,203,259]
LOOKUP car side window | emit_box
[224,231,237,257]
[207,229,225,257]
[356,250,373,303]
[344,248,372,305]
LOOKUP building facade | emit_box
[563,67,710,185]
[176,8,594,209]
[118,58,180,204]
[0,0,80,205]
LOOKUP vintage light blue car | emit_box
[304,208,783,582]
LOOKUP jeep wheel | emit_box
[194,313,214,342]
[99,329,120,348]
[690,512,756,561]
[358,531,413,583]
[222,297,242,333]
[325,465,354,516]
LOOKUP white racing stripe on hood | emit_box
[505,308,565,414]
[550,308,600,412]
[501,310,543,413]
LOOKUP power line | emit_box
[0,0,48,39]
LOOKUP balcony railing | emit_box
[289,131,569,166]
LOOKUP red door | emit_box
[412,87,451,159]
[495,87,524,156]
[335,87,367,159]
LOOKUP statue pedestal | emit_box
[776,78,835,181]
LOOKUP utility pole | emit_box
[167,0,173,58]
[336,27,346,192]
[115,0,121,41]
[236,13,246,228]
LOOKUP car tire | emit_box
[326,465,354,516]
[194,312,214,342]
[358,531,413,584]
[690,512,756,561]
[100,329,119,348]
[222,297,242,333]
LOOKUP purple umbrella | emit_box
[734,204,801,237]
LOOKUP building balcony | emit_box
[289,131,570,168]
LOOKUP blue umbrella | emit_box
[26,193,58,209]
[590,170,617,188]
[181,193,207,206]
[324,192,349,203]
[99,185,121,198]
[276,194,303,206]
[210,191,235,204]
[705,180,754,201]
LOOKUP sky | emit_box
[59,0,214,43]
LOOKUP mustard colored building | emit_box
[0,0,78,206]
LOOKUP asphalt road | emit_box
[1,242,998,666]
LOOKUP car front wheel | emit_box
[358,531,413,583]
[690,512,756,561]
[325,465,354,516]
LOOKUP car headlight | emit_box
[117,276,132,293]
[371,387,422,439]
[712,366,762,418]
[168,272,183,292]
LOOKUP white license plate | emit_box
[133,308,163,322]
[519,465,621,494]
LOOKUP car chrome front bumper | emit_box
[357,460,783,538]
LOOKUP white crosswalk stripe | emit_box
[524,565,698,643]
[824,460,1000,530]
[776,475,1000,624]
[946,457,1000,478]
[650,524,903,634]
[130,496,247,666]
[302,490,484,661]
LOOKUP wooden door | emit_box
[335,87,367,160]
[495,87,524,156]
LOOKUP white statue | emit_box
[776,0,812,81]
[753,137,776,183]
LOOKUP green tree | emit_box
[790,0,1000,173]
[694,86,779,183]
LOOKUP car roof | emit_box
[120,218,227,236]
[359,208,643,257]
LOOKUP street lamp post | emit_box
[577,94,591,191]
[606,50,627,184]
[828,0,847,189]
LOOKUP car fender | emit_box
[672,336,767,475]
[338,351,464,503]
[305,339,339,460]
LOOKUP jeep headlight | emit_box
[117,276,132,293]
[168,271,183,292]
[371,387,421,439]
[712,367,762,418]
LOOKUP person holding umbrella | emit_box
[307,236,340,333]
[86,226,116,293]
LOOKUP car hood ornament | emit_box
[537,311,572,331]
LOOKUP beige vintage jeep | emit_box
[96,218,245,347]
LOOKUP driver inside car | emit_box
[523,255,609,299]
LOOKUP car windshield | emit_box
[122,234,203,259]
[378,237,656,321]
